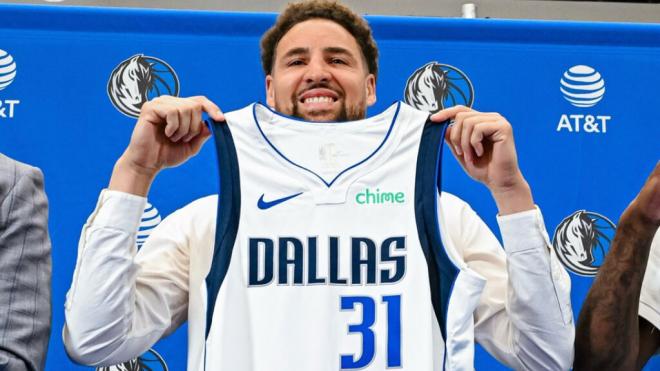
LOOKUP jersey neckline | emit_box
[251,102,403,189]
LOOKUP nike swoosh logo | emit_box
[257,192,303,210]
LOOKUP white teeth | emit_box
[304,96,333,104]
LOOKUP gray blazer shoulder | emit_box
[0,153,44,199]
[0,153,52,371]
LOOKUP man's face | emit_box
[266,18,376,122]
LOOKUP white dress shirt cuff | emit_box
[496,206,551,254]
[87,189,147,232]
[640,230,660,339]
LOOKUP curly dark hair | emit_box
[260,0,379,78]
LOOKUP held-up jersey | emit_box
[63,101,574,371]
[194,102,487,370]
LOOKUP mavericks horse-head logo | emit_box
[96,348,168,371]
[403,62,474,113]
[107,54,180,118]
[552,210,616,276]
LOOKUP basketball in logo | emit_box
[552,210,616,276]
[107,54,180,118]
[404,62,474,113]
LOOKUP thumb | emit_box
[189,127,212,154]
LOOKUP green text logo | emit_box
[356,188,405,205]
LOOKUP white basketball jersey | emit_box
[191,102,485,371]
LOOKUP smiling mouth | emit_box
[300,96,338,104]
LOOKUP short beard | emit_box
[290,100,365,122]
[286,83,366,122]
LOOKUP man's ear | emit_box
[366,74,376,106]
[266,74,275,107]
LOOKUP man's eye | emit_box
[288,60,304,66]
[331,58,346,64]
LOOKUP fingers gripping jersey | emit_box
[194,102,486,371]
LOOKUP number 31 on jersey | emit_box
[341,295,401,369]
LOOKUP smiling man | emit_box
[262,15,376,122]
[63,1,574,370]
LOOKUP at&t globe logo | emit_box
[0,49,20,119]
[108,54,180,118]
[556,65,611,134]
[560,65,605,108]
[404,62,474,113]
[552,210,616,276]
[137,202,162,249]
[0,49,17,91]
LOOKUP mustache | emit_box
[296,82,341,98]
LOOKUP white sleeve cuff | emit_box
[87,189,147,233]
[640,231,660,334]
[640,300,660,331]
[496,206,551,254]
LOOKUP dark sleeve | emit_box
[0,164,52,371]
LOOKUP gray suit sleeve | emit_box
[0,160,52,371]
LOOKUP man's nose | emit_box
[304,58,331,83]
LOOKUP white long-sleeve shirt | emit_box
[640,230,660,355]
[63,189,574,370]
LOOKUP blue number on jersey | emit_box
[383,295,402,367]
[340,295,402,369]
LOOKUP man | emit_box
[0,153,52,371]
[574,162,659,370]
[63,1,574,369]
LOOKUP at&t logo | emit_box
[0,49,20,119]
[556,65,611,134]
[137,202,162,249]
[560,65,605,107]
[552,210,616,276]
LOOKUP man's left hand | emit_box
[431,105,535,215]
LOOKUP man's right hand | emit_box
[109,95,224,196]
[616,161,660,233]
[625,161,660,226]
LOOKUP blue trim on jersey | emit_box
[257,101,401,125]
[252,102,401,187]
[414,119,459,358]
[432,121,460,371]
[204,119,241,342]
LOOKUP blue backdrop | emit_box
[0,4,658,370]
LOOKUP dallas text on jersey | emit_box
[248,236,407,286]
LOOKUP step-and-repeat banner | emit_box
[0,4,658,370]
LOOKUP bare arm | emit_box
[574,162,660,370]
